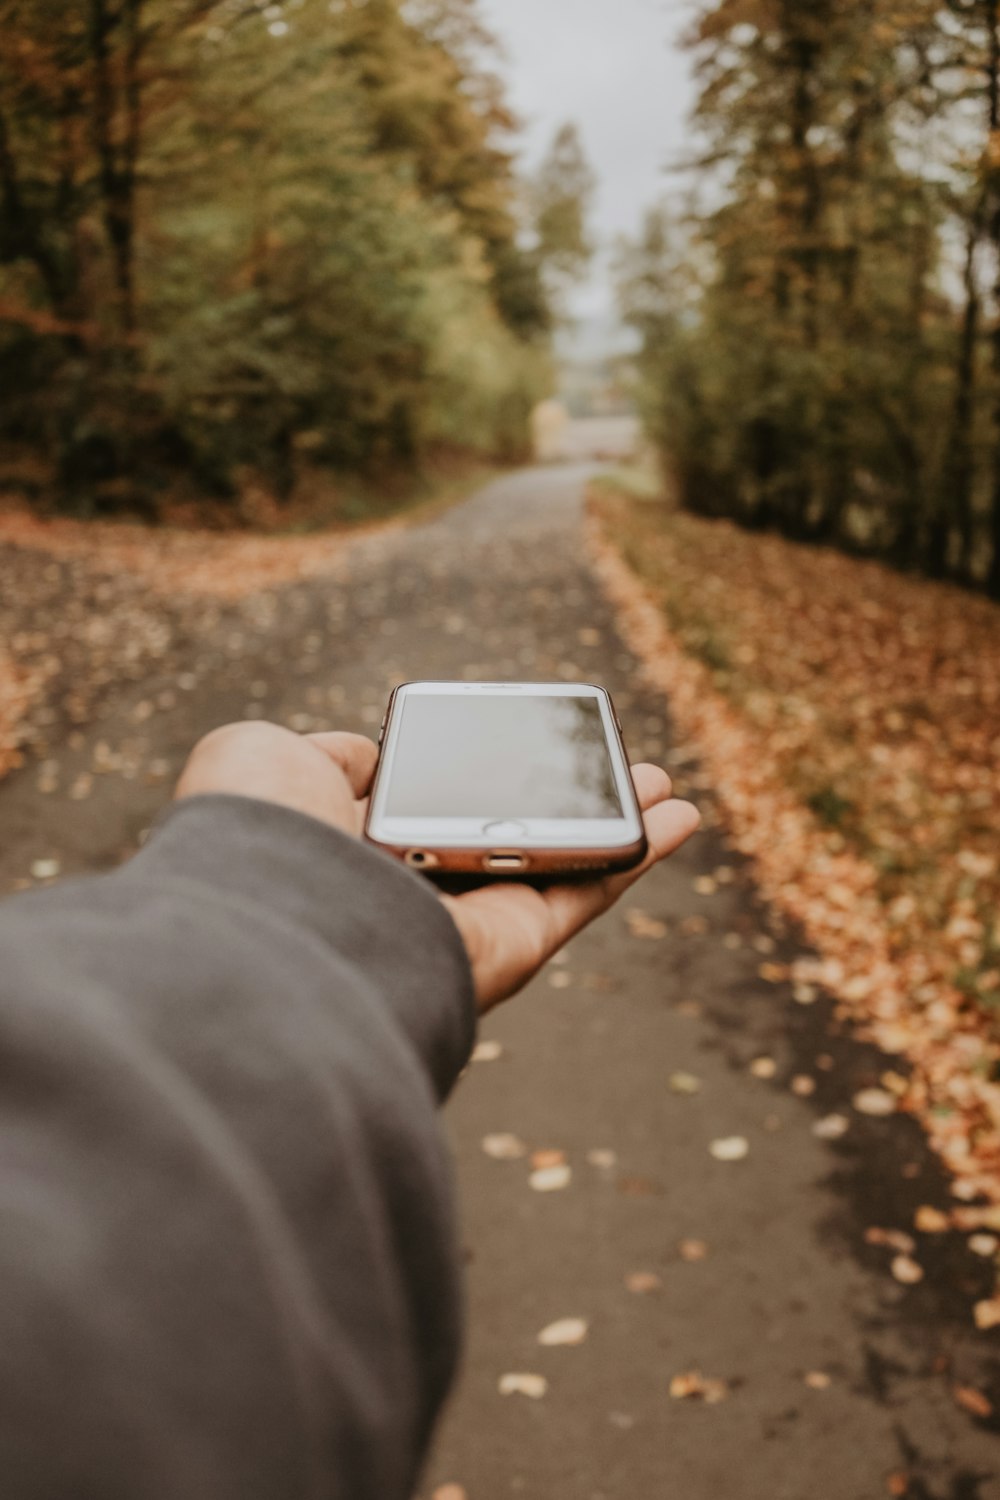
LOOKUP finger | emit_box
[541,797,701,942]
[352,794,371,837]
[443,796,701,1013]
[306,732,379,797]
[630,762,672,810]
[614,796,701,884]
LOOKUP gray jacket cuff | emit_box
[140,794,477,1100]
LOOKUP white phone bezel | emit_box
[366,680,644,850]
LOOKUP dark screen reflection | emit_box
[385,694,623,819]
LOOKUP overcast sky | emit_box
[477,0,696,329]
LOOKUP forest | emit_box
[0,0,589,516]
[619,0,1000,596]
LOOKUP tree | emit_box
[0,0,555,510]
[530,122,595,305]
[621,0,1000,591]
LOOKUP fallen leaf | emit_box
[953,1385,993,1420]
[709,1136,749,1162]
[803,1370,831,1390]
[813,1113,850,1140]
[432,1486,468,1500]
[481,1133,526,1161]
[886,1473,909,1497]
[471,1039,503,1063]
[759,962,789,982]
[669,1071,701,1095]
[617,1174,662,1196]
[538,1317,588,1346]
[30,858,60,880]
[529,1164,572,1192]
[866,1226,916,1254]
[853,1088,896,1117]
[954,1207,1000,1232]
[625,1271,662,1294]
[693,875,717,895]
[968,1233,998,1257]
[749,1056,777,1079]
[914,1206,950,1234]
[498,1373,548,1400]
[791,1074,816,1097]
[530,1148,566,1171]
[625,908,668,940]
[586,1148,617,1169]
[669,1371,728,1403]
[548,970,572,990]
[678,1238,709,1261]
[792,983,818,1006]
[891,1254,924,1285]
[973,1298,1000,1331]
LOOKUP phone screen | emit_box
[384,694,624,819]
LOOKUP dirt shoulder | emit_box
[589,471,1000,1308]
[0,462,497,782]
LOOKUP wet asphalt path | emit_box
[2,465,998,1499]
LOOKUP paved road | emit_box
[2,466,998,1498]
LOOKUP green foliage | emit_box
[530,123,596,298]
[619,0,1000,596]
[0,0,558,511]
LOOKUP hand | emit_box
[175,721,376,834]
[175,722,701,1015]
[439,765,700,1012]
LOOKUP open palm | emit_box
[438,764,698,1011]
[177,724,700,1014]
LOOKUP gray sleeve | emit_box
[0,794,477,1500]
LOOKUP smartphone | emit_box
[364,681,647,877]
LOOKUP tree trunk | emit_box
[0,103,77,321]
[985,0,1000,594]
[987,479,1000,596]
[935,219,981,580]
[88,0,144,337]
[782,14,823,537]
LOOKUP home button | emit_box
[482,819,528,840]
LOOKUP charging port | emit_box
[484,852,528,872]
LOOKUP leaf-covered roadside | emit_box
[0,533,255,785]
[0,462,497,781]
[588,475,1000,1218]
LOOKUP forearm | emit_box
[0,796,476,1498]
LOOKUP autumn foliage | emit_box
[590,473,1000,1221]
[619,0,1000,596]
[0,0,587,514]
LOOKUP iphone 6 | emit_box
[364,680,647,877]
